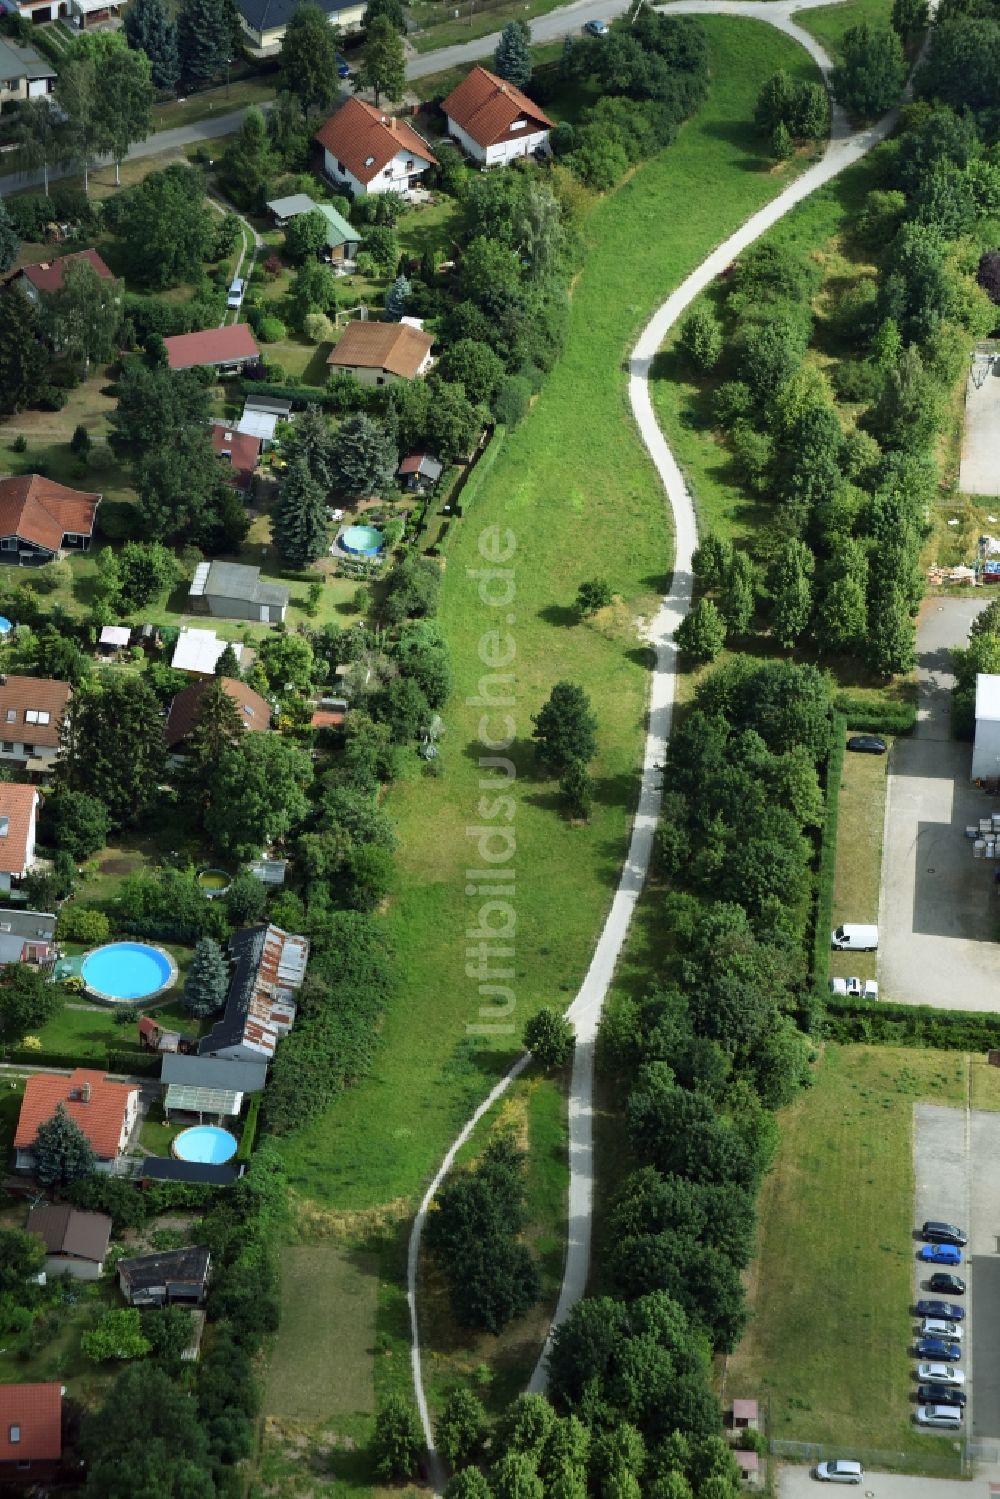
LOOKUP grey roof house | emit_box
[160,1052,268,1117]
[188,560,289,624]
[0,36,56,104]
[117,1246,211,1307]
[0,909,56,966]
[27,1204,112,1281]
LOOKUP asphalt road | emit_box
[879,597,1000,1010]
[780,1467,1000,1499]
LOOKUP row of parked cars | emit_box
[914,1221,969,1429]
[814,1223,970,1482]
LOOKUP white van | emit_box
[915,1404,963,1429]
[831,924,878,952]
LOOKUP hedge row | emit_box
[826,999,1000,1050]
[6,1045,159,1075]
[238,379,329,408]
[811,713,846,997]
[450,424,505,514]
[834,691,916,736]
[236,1093,261,1161]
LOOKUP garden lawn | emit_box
[276,15,825,1213]
[726,1044,967,1470]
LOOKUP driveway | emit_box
[879,597,1000,1009]
[960,354,1000,498]
[915,1102,1000,1443]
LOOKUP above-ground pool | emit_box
[196,868,230,898]
[81,941,177,1003]
[0,617,13,636]
[173,1125,238,1164]
[340,524,384,557]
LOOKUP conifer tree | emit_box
[125,0,180,91]
[493,20,531,89]
[184,936,229,1018]
[33,1103,97,1188]
[272,455,329,568]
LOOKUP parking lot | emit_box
[880,598,1000,1009]
[915,1103,1000,1442]
[780,1465,1000,1499]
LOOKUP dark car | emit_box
[922,1221,968,1246]
[336,52,351,77]
[918,1384,968,1406]
[847,734,887,754]
[928,1273,966,1295]
[915,1300,966,1320]
[916,1337,962,1361]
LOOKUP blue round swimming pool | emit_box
[173,1125,238,1164]
[0,617,13,635]
[81,941,177,1002]
[341,524,384,557]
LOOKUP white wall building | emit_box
[441,65,552,167]
[314,97,437,198]
[973,673,1000,780]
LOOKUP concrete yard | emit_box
[879,598,1000,1009]
[959,353,1000,498]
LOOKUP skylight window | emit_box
[365,154,376,167]
[24,710,49,725]
[9,1425,20,1444]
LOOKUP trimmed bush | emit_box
[833,691,916,735]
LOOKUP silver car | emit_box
[917,1362,964,1384]
[815,1462,864,1484]
[920,1318,963,1340]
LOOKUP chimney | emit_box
[389,116,397,132]
[81,1081,91,1103]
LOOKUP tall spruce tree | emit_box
[493,20,531,88]
[272,455,330,568]
[177,0,239,85]
[329,413,397,498]
[0,287,47,414]
[215,641,242,680]
[33,1103,97,1188]
[125,0,180,90]
[0,198,18,277]
[184,936,228,1017]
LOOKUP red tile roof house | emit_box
[0,1383,62,1487]
[0,675,71,777]
[0,783,41,890]
[442,66,553,167]
[315,97,438,198]
[162,324,261,374]
[165,676,271,750]
[210,421,262,491]
[0,474,100,565]
[15,247,115,306]
[14,1068,140,1176]
[327,320,434,388]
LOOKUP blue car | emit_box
[584,18,609,34]
[336,52,351,78]
[919,1244,962,1265]
[916,1337,962,1362]
[915,1300,965,1320]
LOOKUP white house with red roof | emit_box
[16,248,115,304]
[14,1068,140,1175]
[314,98,438,197]
[0,782,40,886]
[163,324,261,373]
[442,66,553,166]
[210,422,261,490]
[0,1384,62,1485]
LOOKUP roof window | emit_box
[24,710,49,725]
[365,154,376,167]
[9,1425,20,1444]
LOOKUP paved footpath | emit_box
[404,0,911,1489]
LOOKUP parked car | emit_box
[918,1384,967,1406]
[846,976,863,997]
[928,1274,966,1295]
[847,734,887,754]
[922,1221,968,1246]
[814,1463,864,1485]
[919,1244,962,1265]
[916,1337,962,1361]
[920,1318,963,1340]
[584,17,609,33]
[917,1362,964,1384]
[915,1404,963,1428]
[863,979,878,1000]
[335,51,351,76]
[915,1300,965,1320]
[227,277,245,310]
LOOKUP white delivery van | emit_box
[831,924,878,951]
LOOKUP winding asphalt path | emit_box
[406,2,914,1487]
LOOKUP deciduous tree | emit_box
[41,259,120,374]
[95,46,154,186]
[372,1396,423,1481]
[355,16,405,105]
[0,287,47,414]
[524,1006,574,1069]
[281,2,341,111]
[832,22,906,118]
[0,963,58,1049]
[82,1363,214,1499]
[673,599,725,662]
[56,674,166,826]
[0,199,18,276]
[533,681,597,772]
[205,734,313,858]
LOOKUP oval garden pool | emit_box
[172,1125,238,1165]
[81,941,177,1004]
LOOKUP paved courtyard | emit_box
[959,352,1000,497]
[879,598,1000,1009]
[781,1467,1000,1499]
